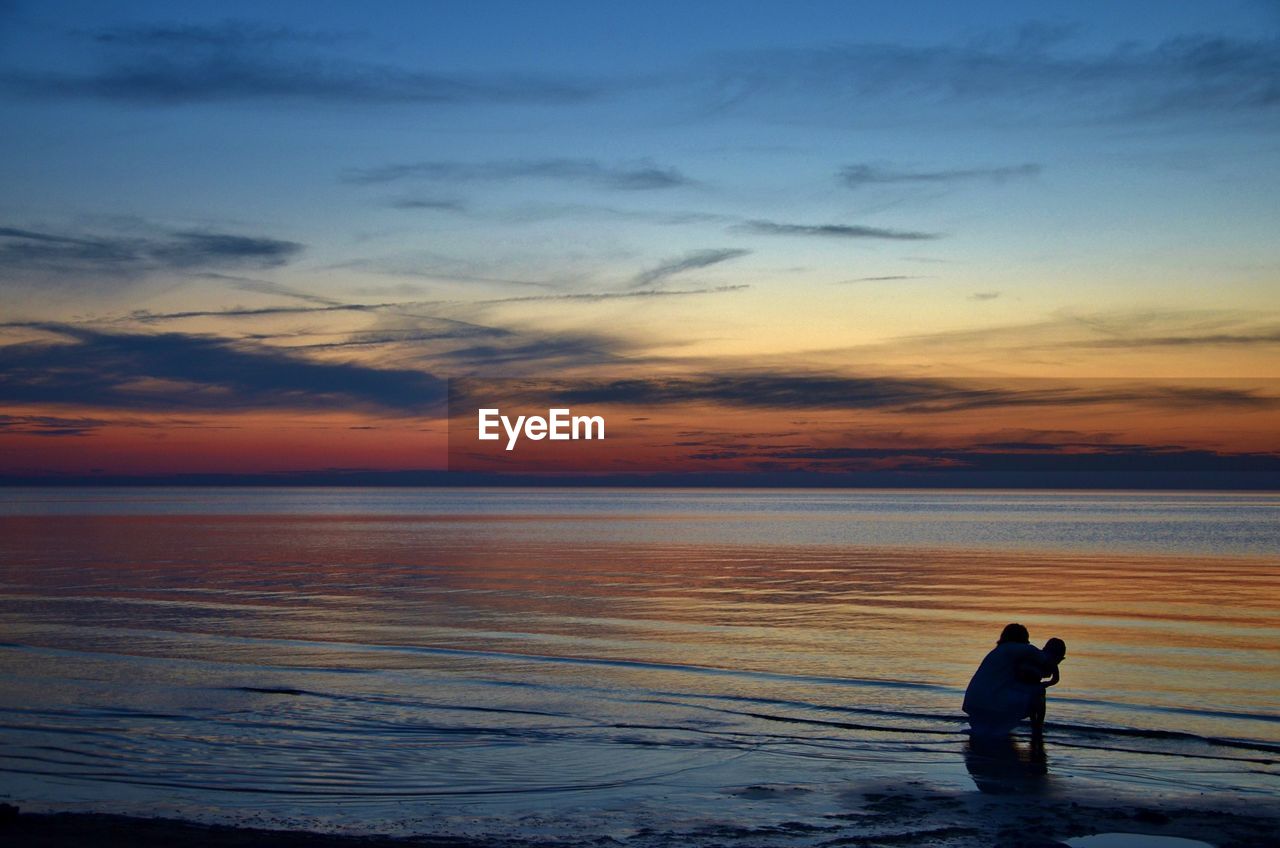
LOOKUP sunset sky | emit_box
[1,1,1278,485]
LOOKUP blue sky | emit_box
[4,2,1277,325]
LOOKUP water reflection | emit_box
[964,735,1049,794]
[0,489,1276,818]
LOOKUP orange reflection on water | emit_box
[2,508,1276,744]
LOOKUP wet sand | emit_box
[5,789,1278,848]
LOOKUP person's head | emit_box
[1043,637,1067,662]
[998,623,1030,644]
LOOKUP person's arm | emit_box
[1041,667,1060,688]
[1014,645,1052,684]
[1015,655,1047,685]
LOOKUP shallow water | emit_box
[1065,835,1215,848]
[0,488,1276,831]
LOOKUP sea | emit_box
[0,488,1276,835]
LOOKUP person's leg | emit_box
[1030,688,1047,736]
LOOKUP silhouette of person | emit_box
[962,623,1054,737]
[1028,637,1067,737]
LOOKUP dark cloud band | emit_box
[0,225,303,278]
[735,220,939,240]
[0,325,446,414]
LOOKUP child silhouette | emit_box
[1027,637,1066,736]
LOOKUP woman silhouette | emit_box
[963,623,1052,737]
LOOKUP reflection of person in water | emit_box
[962,623,1054,737]
[963,734,1048,794]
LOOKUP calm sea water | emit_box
[0,488,1277,832]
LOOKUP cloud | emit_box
[197,273,345,306]
[699,33,1280,127]
[343,158,693,190]
[827,309,1280,361]
[88,21,347,49]
[969,291,1001,301]
[718,443,1280,483]
[548,373,958,410]
[115,301,394,324]
[434,334,633,371]
[735,220,939,240]
[542,372,1277,412]
[4,302,651,377]
[0,414,109,437]
[21,283,747,333]
[11,62,592,106]
[494,203,729,226]
[839,275,921,283]
[16,21,1277,127]
[840,163,1041,188]
[0,411,220,437]
[631,248,750,288]
[479,284,750,305]
[0,325,447,414]
[387,197,466,212]
[0,225,303,279]
[7,21,594,106]
[329,256,561,289]
[151,232,301,267]
[1062,330,1280,348]
[288,313,647,374]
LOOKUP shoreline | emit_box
[6,789,1279,848]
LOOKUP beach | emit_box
[1,488,1277,846]
[6,790,1279,847]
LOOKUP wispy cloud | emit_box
[840,163,1041,188]
[87,21,348,49]
[7,21,595,106]
[0,324,447,414]
[699,32,1280,126]
[330,255,562,289]
[13,20,1278,128]
[197,273,345,307]
[479,284,749,305]
[546,372,1277,412]
[430,332,635,371]
[493,203,728,226]
[386,197,466,212]
[9,62,593,106]
[694,443,1280,486]
[115,302,395,324]
[0,225,302,279]
[276,312,648,374]
[0,413,109,437]
[0,411,216,437]
[16,284,747,332]
[1062,329,1280,348]
[344,158,694,190]
[867,309,1280,356]
[631,248,750,288]
[735,220,939,240]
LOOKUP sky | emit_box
[1,0,1278,485]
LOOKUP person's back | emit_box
[963,641,1045,715]
[963,623,1049,736]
